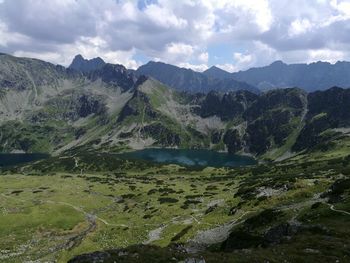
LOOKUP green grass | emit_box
[0,153,349,262]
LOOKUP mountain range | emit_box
[232,60,350,91]
[70,54,350,93]
[1,52,350,161]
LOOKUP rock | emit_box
[263,223,298,245]
[304,248,320,254]
[228,207,237,216]
[205,204,218,214]
[182,258,206,263]
[68,251,111,263]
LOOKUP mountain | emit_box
[136,61,259,94]
[203,65,232,79]
[232,60,350,91]
[69,54,106,73]
[1,52,350,160]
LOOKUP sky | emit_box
[1,0,350,72]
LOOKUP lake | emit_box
[0,153,49,167]
[118,148,256,167]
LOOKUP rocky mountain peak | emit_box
[69,54,105,73]
[203,66,231,80]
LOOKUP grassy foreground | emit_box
[0,152,350,262]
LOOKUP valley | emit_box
[0,53,350,262]
[1,147,349,262]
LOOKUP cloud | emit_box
[1,0,350,71]
[144,3,188,29]
[215,63,238,73]
[165,43,194,60]
[0,21,30,47]
[0,0,98,43]
[234,52,253,65]
[216,42,280,72]
[178,62,208,72]
[198,52,209,63]
[288,19,313,37]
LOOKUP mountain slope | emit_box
[0,53,82,121]
[137,61,259,94]
[0,53,135,153]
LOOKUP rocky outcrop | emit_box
[223,129,242,153]
[88,63,137,91]
[198,90,258,120]
[142,123,181,146]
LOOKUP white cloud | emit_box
[205,0,273,33]
[13,50,63,63]
[166,42,194,57]
[198,52,209,63]
[144,4,187,29]
[0,21,30,47]
[1,0,350,70]
[330,0,350,16]
[288,19,313,36]
[234,52,253,64]
[307,49,345,63]
[215,63,238,73]
[12,36,141,69]
[178,62,208,72]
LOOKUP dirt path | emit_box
[328,204,350,216]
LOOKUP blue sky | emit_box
[1,0,350,72]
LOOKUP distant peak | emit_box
[205,65,218,71]
[207,65,228,72]
[74,54,84,59]
[270,60,286,66]
[147,60,167,66]
[203,65,231,80]
[69,54,105,73]
[72,54,104,63]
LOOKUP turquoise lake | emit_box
[118,148,256,167]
